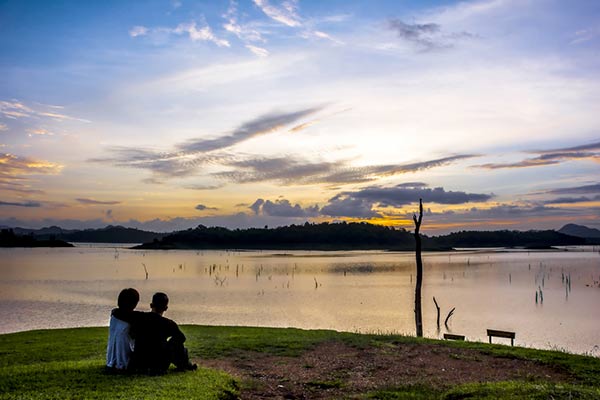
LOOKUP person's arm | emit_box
[112,309,145,324]
[165,318,186,344]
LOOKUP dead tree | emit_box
[433,296,441,329]
[413,198,424,337]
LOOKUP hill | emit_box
[134,222,586,250]
[0,229,73,248]
[5,225,167,244]
[558,224,600,241]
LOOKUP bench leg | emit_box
[511,338,514,346]
[489,336,492,344]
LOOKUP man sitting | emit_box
[106,288,139,372]
[130,292,197,374]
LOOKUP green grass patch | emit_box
[2,326,600,399]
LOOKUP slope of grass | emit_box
[1,326,599,399]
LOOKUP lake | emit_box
[1,245,599,355]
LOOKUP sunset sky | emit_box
[0,0,599,234]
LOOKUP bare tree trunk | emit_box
[413,199,424,337]
[433,296,440,329]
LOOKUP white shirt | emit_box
[106,315,135,369]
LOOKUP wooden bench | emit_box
[443,333,465,341]
[487,329,515,346]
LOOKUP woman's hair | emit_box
[117,288,140,311]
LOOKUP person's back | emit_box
[106,288,140,371]
[130,292,196,374]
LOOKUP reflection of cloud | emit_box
[0,200,41,207]
[76,198,121,205]
[475,140,600,169]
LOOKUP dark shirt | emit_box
[112,309,185,372]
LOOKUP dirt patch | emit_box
[199,341,571,399]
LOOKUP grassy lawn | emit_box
[1,326,599,399]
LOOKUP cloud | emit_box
[249,198,264,215]
[0,100,89,122]
[475,140,600,169]
[129,26,149,37]
[216,154,477,185]
[0,123,7,131]
[76,198,121,205]
[321,196,382,218]
[173,21,230,47]
[0,153,63,180]
[130,21,230,47]
[254,0,302,27]
[185,183,225,190]
[546,183,600,195]
[260,198,319,217]
[544,195,600,204]
[245,44,269,57]
[177,106,323,154]
[320,184,492,219]
[387,18,474,51]
[195,203,218,211]
[223,0,266,44]
[571,26,600,45]
[27,128,54,136]
[0,200,41,207]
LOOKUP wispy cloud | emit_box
[544,195,600,204]
[93,106,325,179]
[0,100,89,122]
[0,123,7,131]
[216,154,478,185]
[130,21,230,47]
[245,44,269,57]
[129,26,149,37]
[76,198,121,205]
[27,128,54,137]
[253,0,302,27]
[475,140,600,169]
[546,183,600,195]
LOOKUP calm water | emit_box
[1,245,599,355]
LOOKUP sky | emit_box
[0,0,599,234]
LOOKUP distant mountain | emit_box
[5,225,166,244]
[134,222,586,250]
[0,229,73,248]
[558,224,600,239]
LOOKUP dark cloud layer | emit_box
[0,200,41,207]
[195,204,218,211]
[321,184,492,219]
[546,183,600,195]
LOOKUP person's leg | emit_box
[167,340,197,371]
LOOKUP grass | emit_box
[1,326,600,399]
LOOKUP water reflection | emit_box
[0,246,599,355]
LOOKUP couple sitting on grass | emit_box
[106,288,197,374]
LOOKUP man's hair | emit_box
[151,292,169,311]
[117,288,139,311]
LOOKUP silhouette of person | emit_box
[106,288,139,372]
[129,292,197,374]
